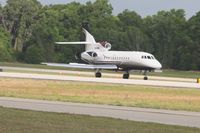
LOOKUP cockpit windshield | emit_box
[142,55,155,60]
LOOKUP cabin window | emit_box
[147,56,151,59]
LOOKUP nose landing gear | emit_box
[143,70,148,80]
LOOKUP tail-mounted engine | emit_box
[75,52,87,63]
[99,41,112,51]
[86,51,98,58]
[80,51,100,63]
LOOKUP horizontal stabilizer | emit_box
[42,63,118,70]
[55,42,92,45]
[55,28,97,51]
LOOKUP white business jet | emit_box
[43,28,162,80]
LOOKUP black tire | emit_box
[123,73,129,79]
[95,72,102,78]
[144,76,148,80]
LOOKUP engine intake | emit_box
[87,51,98,58]
[100,42,112,50]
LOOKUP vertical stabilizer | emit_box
[83,28,96,51]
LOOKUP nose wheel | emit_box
[143,70,148,80]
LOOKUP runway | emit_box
[0,97,200,128]
[0,72,199,88]
[0,66,196,82]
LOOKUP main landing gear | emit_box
[122,70,149,80]
[144,76,148,80]
[94,70,149,80]
[95,71,102,78]
[123,71,129,79]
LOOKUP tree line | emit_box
[0,0,199,70]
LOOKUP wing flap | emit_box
[42,63,117,70]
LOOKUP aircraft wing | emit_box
[42,63,118,70]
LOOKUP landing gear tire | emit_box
[123,73,129,79]
[144,76,148,80]
[95,72,102,78]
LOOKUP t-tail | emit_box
[55,28,97,51]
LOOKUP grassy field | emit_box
[0,78,200,112]
[149,69,200,79]
[0,107,199,133]
[0,62,200,78]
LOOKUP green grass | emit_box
[0,62,200,79]
[149,69,200,79]
[0,107,199,133]
[0,78,200,112]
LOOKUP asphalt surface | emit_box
[0,97,200,128]
[0,71,199,88]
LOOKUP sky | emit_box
[0,0,200,19]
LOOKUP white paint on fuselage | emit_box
[81,50,162,70]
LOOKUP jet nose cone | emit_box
[156,61,162,69]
